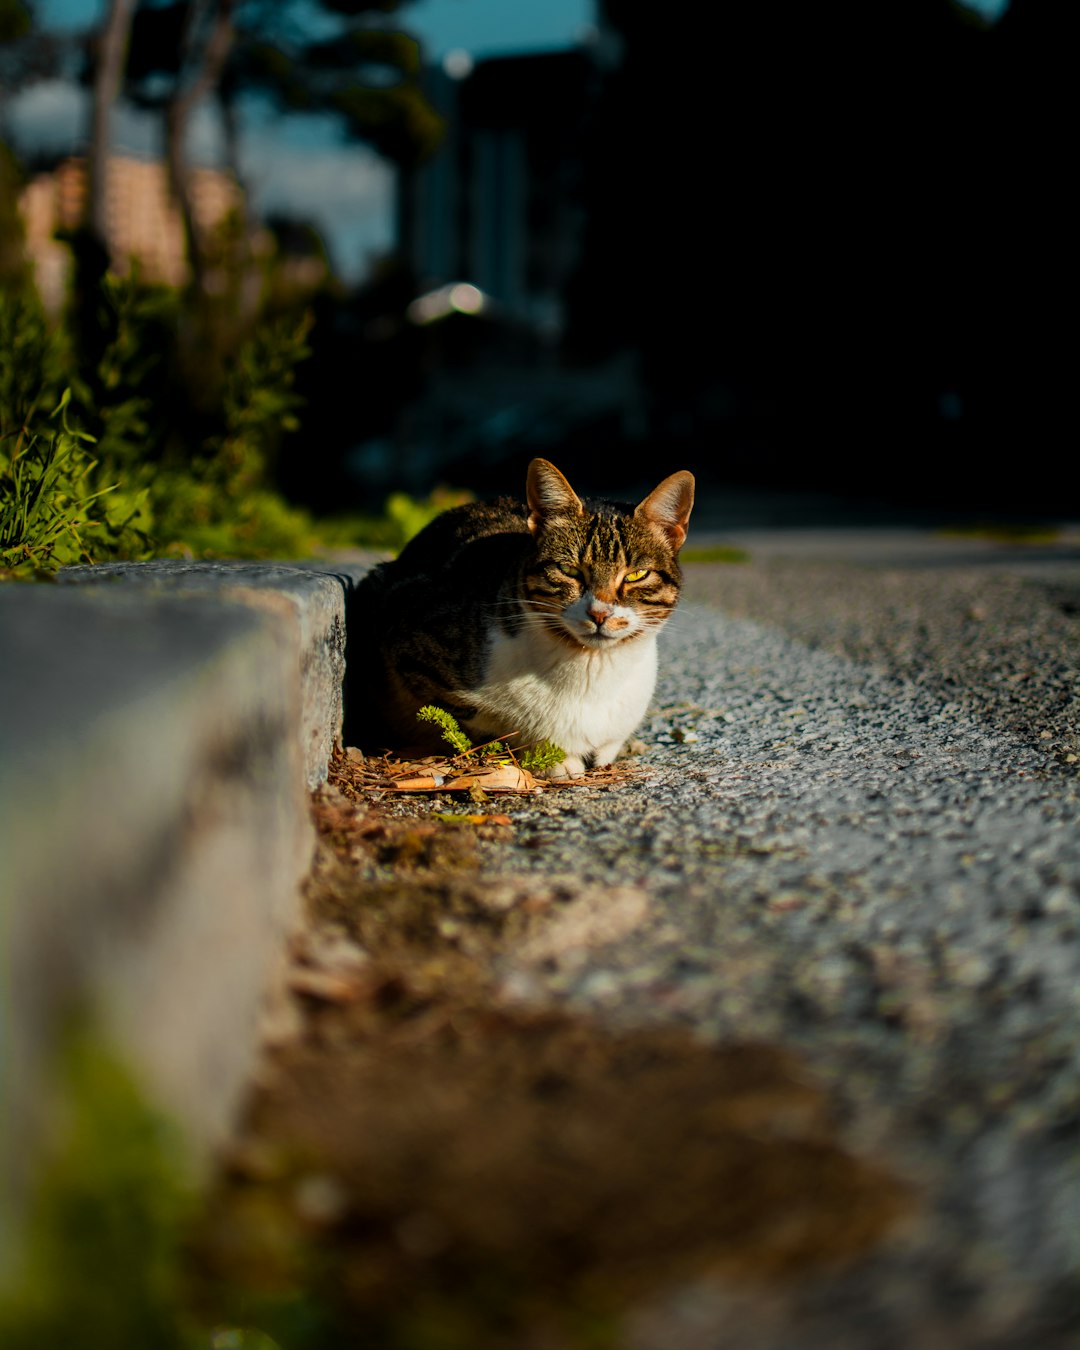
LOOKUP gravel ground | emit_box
[226,544,1080,1348]
[474,553,1080,1347]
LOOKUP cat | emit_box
[349,458,695,778]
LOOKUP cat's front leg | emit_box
[535,738,626,779]
[592,737,633,769]
[536,752,589,780]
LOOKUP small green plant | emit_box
[417,704,474,755]
[417,706,567,773]
[519,740,567,773]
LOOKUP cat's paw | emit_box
[537,754,588,780]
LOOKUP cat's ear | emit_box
[636,471,695,552]
[526,459,584,535]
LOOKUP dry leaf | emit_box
[329,742,633,798]
[388,774,445,791]
[443,763,540,794]
[288,968,367,1003]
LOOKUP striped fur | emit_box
[352,459,695,775]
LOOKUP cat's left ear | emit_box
[527,459,584,535]
[636,471,695,552]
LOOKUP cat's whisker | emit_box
[485,601,560,618]
[501,617,567,638]
[491,608,568,628]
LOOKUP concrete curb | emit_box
[0,559,372,1252]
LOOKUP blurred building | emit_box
[18,155,242,311]
[397,49,597,340]
[373,45,657,498]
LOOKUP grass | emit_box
[937,522,1063,546]
[681,543,750,564]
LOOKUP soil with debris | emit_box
[199,547,1080,1350]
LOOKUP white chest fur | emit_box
[463,625,659,772]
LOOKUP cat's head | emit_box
[521,459,695,650]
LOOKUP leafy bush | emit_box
[0,277,318,570]
[0,287,62,431]
[0,389,149,576]
[146,307,319,558]
[383,487,472,548]
[318,486,474,555]
[1,268,475,574]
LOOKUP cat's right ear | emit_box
[526,459,584,535]
[636,470,696,552]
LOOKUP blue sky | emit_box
[32,0,1007,44]
[34,0,597,59]
[392,0,596,59]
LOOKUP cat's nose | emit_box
[587,601,614,625]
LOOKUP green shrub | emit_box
[150,309,318,558]
[384,486,472,548]
[0,389,149,576]
[319,486,474,555]
[0,279,318,569]
[0,271,473,573]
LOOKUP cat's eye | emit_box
[559,565,584,581]
[624,569,649,583]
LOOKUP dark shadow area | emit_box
[274,0,1071,524]
[5,1,1070,537]
[339,567,385,753]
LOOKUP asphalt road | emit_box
[482,537,1080,1347]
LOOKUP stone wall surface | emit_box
[0,559,371,1261]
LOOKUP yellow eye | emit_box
[560,565,584,580]
[624,569,649,583]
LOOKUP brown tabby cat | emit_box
[350,458,695,777]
